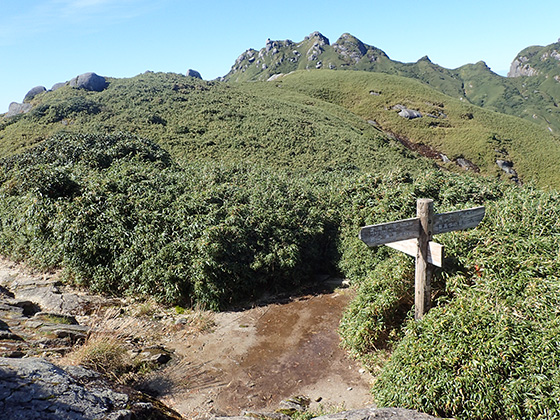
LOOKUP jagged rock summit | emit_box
[507,39,560,78]
[223,31,394,82]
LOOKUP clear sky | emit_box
[1,0,559,113]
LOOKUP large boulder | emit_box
[23,86,46,102]
[5,102,32,118]
[69,72,108,92]
[398,108,423,119]
[186,69,202,79]
[0,357,182,420]
[51,82,66,91]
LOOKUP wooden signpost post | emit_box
[359,198,485,320]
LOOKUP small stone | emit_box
[149,352,171,364]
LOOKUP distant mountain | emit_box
[224,32,560,134]
[223,31,467,99]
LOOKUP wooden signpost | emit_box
[359,198,485,320]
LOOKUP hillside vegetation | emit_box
[2,70,560,188]
[0,71,424,175]
[337,170,560,420]
[262,70,560,188]
[1,41,560,419]
[0,130,559,419]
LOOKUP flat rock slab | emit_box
[211,407,440,420]
[0,357,183,420]
[0,357,130,419]
[314,407,440,419]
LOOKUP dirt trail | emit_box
[0,257,373,419]
[141,287,374,419]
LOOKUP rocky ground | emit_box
[0,258,441,420]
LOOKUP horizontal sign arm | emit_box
[359,217,420,247]
[359,206,485,248]
[433,206,485,235]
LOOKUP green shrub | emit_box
[0,132,338,309]
[337,170,560,419]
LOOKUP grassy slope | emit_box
[224,33,560,135]
[0,72,426,175]
[260,70,560,189]
[1,67,560,419]
[3,70,560,188]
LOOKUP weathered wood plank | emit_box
[385,239,444,267]
[415,199,433,320]
[433,206,485,235]
[359,217,420,247]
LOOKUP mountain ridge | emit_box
[224,31,560,134]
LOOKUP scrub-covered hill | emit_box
[2,70,560,188]
[1,40,560,419]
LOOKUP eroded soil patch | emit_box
[142,289,373,418]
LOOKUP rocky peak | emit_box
[507,40,560,78]
[333,33,367,63]
[304,31,330,46]
[417,55,432,63]
[222,31,392,81]
[508,55,539,77]
[186,69,202,79]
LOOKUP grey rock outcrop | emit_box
[51,82,67,91]
[496,159,519,183]
[304,31,330,46]
[508,56,539,77]
[69,72,108,92]
[186,69,202,79]
[0,357,129,419]
[24,86,47,102]
[398,108,423,119]
[455,157,478,172]
[0,265,118,358]
[211,407,440,420]
[393,105,422,119]
[333,33,369,64]
[314,407,439,420]
[0,357,182,420]
[5,102,32,117]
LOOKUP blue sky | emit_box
[1,0,559,113]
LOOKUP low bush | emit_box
[0,132,338,309]
[337,170,560,419]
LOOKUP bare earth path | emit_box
[0,256,373,419]
[141,288,374,419]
